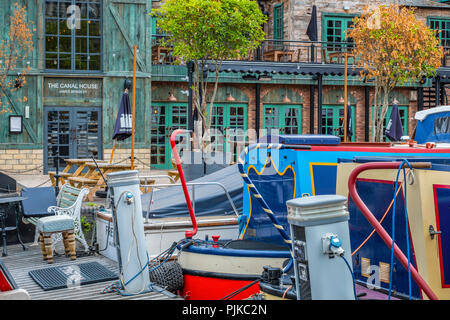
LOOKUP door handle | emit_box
[429,225,441,240]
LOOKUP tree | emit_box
[348,4,443,142]
[0,3,34,114]
[153,0,266,150]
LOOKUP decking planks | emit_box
[1,244,181,300]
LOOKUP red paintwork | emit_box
[0,271,13,292]
[170,129,197,238]
[307,145,450,153]
[181,274,259,300]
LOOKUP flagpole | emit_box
[344,51,348,143]
[110,140,116,164]
[131,45,137,170]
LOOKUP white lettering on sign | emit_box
[47,82,98,90]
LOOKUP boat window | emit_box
[434,116,450,134]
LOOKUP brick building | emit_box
[0,0,449,173]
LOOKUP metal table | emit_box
[0,194,27,256]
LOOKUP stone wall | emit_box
[0,149,43,175]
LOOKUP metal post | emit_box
[435,76,441,107]
[310,84,315,134]
[187,61,194,132]
[417,87,423,112]
[317,74,323,134]
[255,83,261,139]
[344,52,348,142]
[131,45,137,170]
[364,86,370,142]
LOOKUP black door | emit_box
[44,106,103,173]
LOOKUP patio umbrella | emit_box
[385,103,404,141]
[110,90,132,163]
[306,5,318,41]
[306,5,318,61]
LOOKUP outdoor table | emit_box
[0,194,27,257]
[48,158,107,187]
[69,163,132,201]
[263,50,295,62]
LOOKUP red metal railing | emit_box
[347,161,438,300]
[170,129,198,238]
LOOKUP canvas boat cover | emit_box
[141,164,243,218]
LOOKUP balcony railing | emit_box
[151,35,450,68]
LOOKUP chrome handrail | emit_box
[142,181,240,223]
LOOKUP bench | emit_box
[22,184,90,252]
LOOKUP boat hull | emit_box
[178,241,291,300]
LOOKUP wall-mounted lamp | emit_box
[168,91,177,101]
[124,78,132,91]
[282,94,291,103]
[392,98,399,105]
[25,105,30,119]
[337,96,345,104]
[226,92,236,102]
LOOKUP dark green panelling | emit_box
[0,75,41,145]
[323,88,357,105]
[262,88,304,104]
[104,1,151,74]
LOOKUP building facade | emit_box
[0,0,449,173]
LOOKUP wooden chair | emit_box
[22,184,90,252]
[37,216,76,264]
[168,159,180,183]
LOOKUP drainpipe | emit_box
[310,83,315,134]
[256,83,261,139]
[317,74,323,134]
[365,86,370,142]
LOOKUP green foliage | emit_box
[153,0,266,149]
[154,0,266,62]
[80,215,93,233]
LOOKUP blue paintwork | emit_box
[183,134,450,299]
[435,186,450,287]
[241,145,450,245]
[348,179,421,299]
[415,110,450,144]
[185,244,292,258]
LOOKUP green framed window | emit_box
[372,105,408,141]
[322,14,356,52]
[429,17,450,48]
[263,104,302,135]
[208,104,247,162]
[273,3,284,49]
[321,105,356,142]
[45,0,102,71]
[150,102,189,169]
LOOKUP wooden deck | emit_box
[2,244,181,300]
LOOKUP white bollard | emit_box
[107,170,151,295]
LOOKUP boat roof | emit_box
[258,134,341,145]
[414,106,450,121]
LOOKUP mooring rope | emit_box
[237,143,293,271]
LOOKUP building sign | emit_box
[44,78,102,99]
